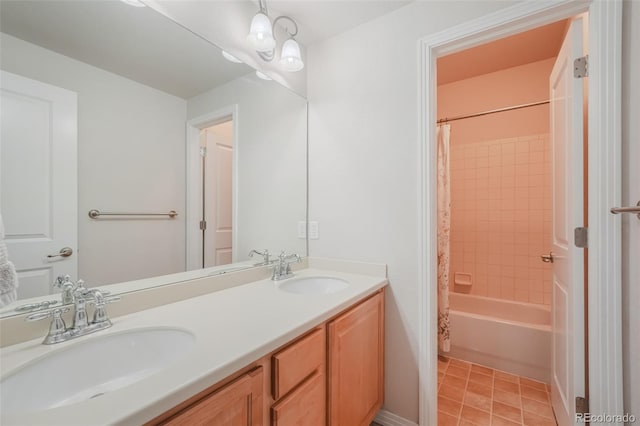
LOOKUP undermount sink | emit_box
[278,276,349,295]
[1,327,195,415]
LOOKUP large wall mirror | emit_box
[0,0,307,317]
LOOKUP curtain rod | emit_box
[437,100,550,124]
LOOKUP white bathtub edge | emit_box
[447,346,551,383]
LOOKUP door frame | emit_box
[185,105,239,271]
[417,1,622,425]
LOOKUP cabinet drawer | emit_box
[272,327,325,400]
[271,371,325,426]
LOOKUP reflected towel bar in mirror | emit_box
[88,209,178,219]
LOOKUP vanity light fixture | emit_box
[247,0,304,72]
[120,0,146,7]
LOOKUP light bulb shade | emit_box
[279,38,304,72]
[247,12,276,52]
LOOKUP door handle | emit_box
[47,247,73,258]
[540,252,555,263]
[610,200,640,220]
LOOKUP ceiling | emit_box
[5,0,566,97]
[0,0,253,99]
[437,19,569,85]
[0,0,413,98]
[266,0,413,46]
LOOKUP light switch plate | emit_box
[308,221,319,239]
[297,221,306,239]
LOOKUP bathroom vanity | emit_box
[0,259,387,425]
[152,290,384,425]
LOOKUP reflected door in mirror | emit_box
[0,71,77,301]
[202,120,233,268]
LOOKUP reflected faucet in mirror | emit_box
[248,249,272,265]
[54,275,76,304]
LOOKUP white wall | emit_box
[146,0,307,97]
[308,0,639,422]
[187,75,307,260]
[621,0,640,420]
[1,33,187,287]
[438,58,554,143]
[306,1,513,421]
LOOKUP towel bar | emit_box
[88,209,178,219]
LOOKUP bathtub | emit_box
[446,292,551,382]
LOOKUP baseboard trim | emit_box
[374,409,419,426]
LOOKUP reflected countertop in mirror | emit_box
[0,0,308,318]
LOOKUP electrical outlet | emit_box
[308,221,319,239]
[297,221,306,239]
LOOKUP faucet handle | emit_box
[283,254,301,274]
[86,290,120,325]
[26,308,71,345]
[27,307,70,336]
[86,290,121,307]
[73,279,86,294]
[282,253,301,263]
[26,307,70,322]
[249,249,271,265]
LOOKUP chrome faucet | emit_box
[71,282,90,331]
[272,252,301,281]
[26,278,120,345]
[249,249,272,265]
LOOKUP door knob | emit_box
[47,247,73,258]
[540,252,555,263]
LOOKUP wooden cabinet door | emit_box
[271,371,325,426]
[163,367,263,426]
[328,291,384,426]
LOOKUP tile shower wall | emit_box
[449,134,552,305]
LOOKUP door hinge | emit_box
[576,396,589,415]
[574,55,588,78]
[574,227,588,248]
[200,147,207,157]
[199,220,207,231]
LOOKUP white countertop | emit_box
[0,266,387,425]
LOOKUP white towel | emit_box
[0,213,18,307]
[0,238,7,265]
[0,261,18,306]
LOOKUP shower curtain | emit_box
[437,124,451,352]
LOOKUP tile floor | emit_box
[438,356,557,426]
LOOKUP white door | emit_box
[0,71,77,300]
[202,121,233,267]
[549,16,586,426]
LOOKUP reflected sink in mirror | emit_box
[278,276,349,295]
[1,328,195,415]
